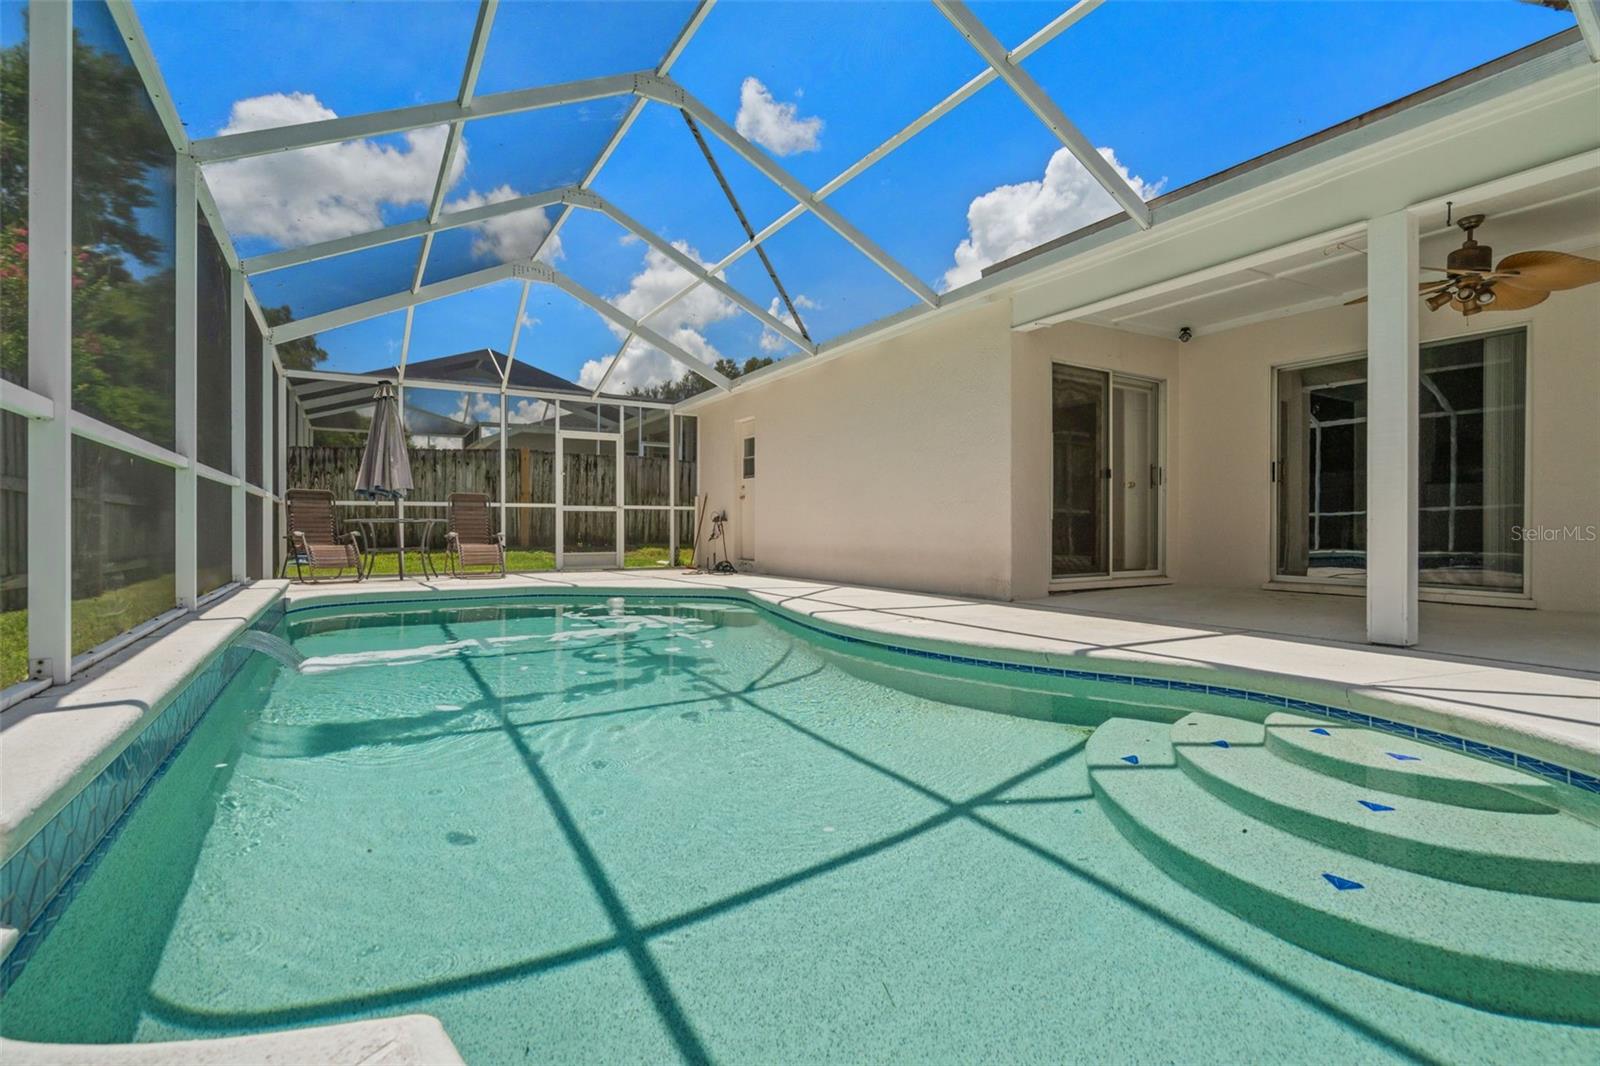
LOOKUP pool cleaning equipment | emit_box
[704,509,738,573]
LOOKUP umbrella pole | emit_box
[395,495,406,580]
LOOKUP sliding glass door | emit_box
[1051,365,1163,580]
[1273,329,1527,592]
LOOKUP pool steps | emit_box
[1087,712,1600,1023]
[1265,716,1558,814]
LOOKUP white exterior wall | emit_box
[690,301,1017,600]
[1172,269,1600,612]
[690,261,1597,613]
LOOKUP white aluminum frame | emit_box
[210,1,1109,398]
[933,1,1151,229]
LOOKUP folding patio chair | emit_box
[284,488,365,582]
[445,492,507,578]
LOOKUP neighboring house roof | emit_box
[383,349,587,394]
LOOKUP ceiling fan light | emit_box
[1477,289,1495,306]
[1461,301,1483,317]
[1425,290,1454,311]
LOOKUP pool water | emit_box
[3,598,1596,1063]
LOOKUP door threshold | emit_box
[1048,576,1172,594]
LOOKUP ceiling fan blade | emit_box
[1483,280,1550,311]
[1494,251,1600,291]
[1346,279,1455,305]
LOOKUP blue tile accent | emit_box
[1371,718,1417,738]
[1358,800,1396,812]
[1514,754,1572,785]
[1415,728,1464,751]
[1120,755,1140,765]
[1323,873,1364,891]
[1212,740,1231,749]
[1310,727,1332,736]
[1464,740,1516,766]
[0,627,263,993]
[1386,752,1423,762]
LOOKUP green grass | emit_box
[1,575,179,688]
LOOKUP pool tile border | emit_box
[0,604,286,993]
[287,589,1599,792]
[3,586,1594,993]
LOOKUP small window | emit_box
[742,436,756,479]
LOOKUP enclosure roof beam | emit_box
[241,186,573,275]
[581,190,816,353]
[190,71,644,163]
[518,263,733,391]
[611,7,1096,342]
[635,75,939,307]
[933,0,1151,229]
[507,0,718,386]
[1574,1,1600,63]
[259,187,808,353]
[270,263,517,342]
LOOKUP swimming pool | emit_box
[3,595,1597,1063]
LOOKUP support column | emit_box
[260,339,274,577]
[1365,211,1420,646]
[174,157,198,608]
[230,271,246,581]
[26,0,73,683]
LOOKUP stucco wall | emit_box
[688,300,1017,600]
[1172,277,1600,612]
[688,260,1595,612]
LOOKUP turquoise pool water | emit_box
[3,597,1596,1063]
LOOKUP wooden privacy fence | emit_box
[286,446,696,552]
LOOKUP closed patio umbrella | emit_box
[355,381,413,499]
[355,382,415,573]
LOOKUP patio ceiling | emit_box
[1050,163,1600,340]
[151,0,1594,398]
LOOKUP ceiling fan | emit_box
[1349,212,1600,316]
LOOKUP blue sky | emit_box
[116,0,1577,389]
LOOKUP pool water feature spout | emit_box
[235,630,308,672]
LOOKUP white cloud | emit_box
[758,294,817,353]
[207,92,462,247]
[735,77,823,156]
[941,147,1160,291]
[443,184,563,265]
[577,241,739,392]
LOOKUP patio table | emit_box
[349,516,444,581]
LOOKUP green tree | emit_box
[1,27,181,443]
[262,304,329,371]
[625,354,774,403]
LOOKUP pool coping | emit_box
[0,571,1595,1059]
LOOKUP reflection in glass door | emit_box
[1051,365,1163,580]
[1113,380,1160,573]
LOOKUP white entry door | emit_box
[737,421,755,564]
